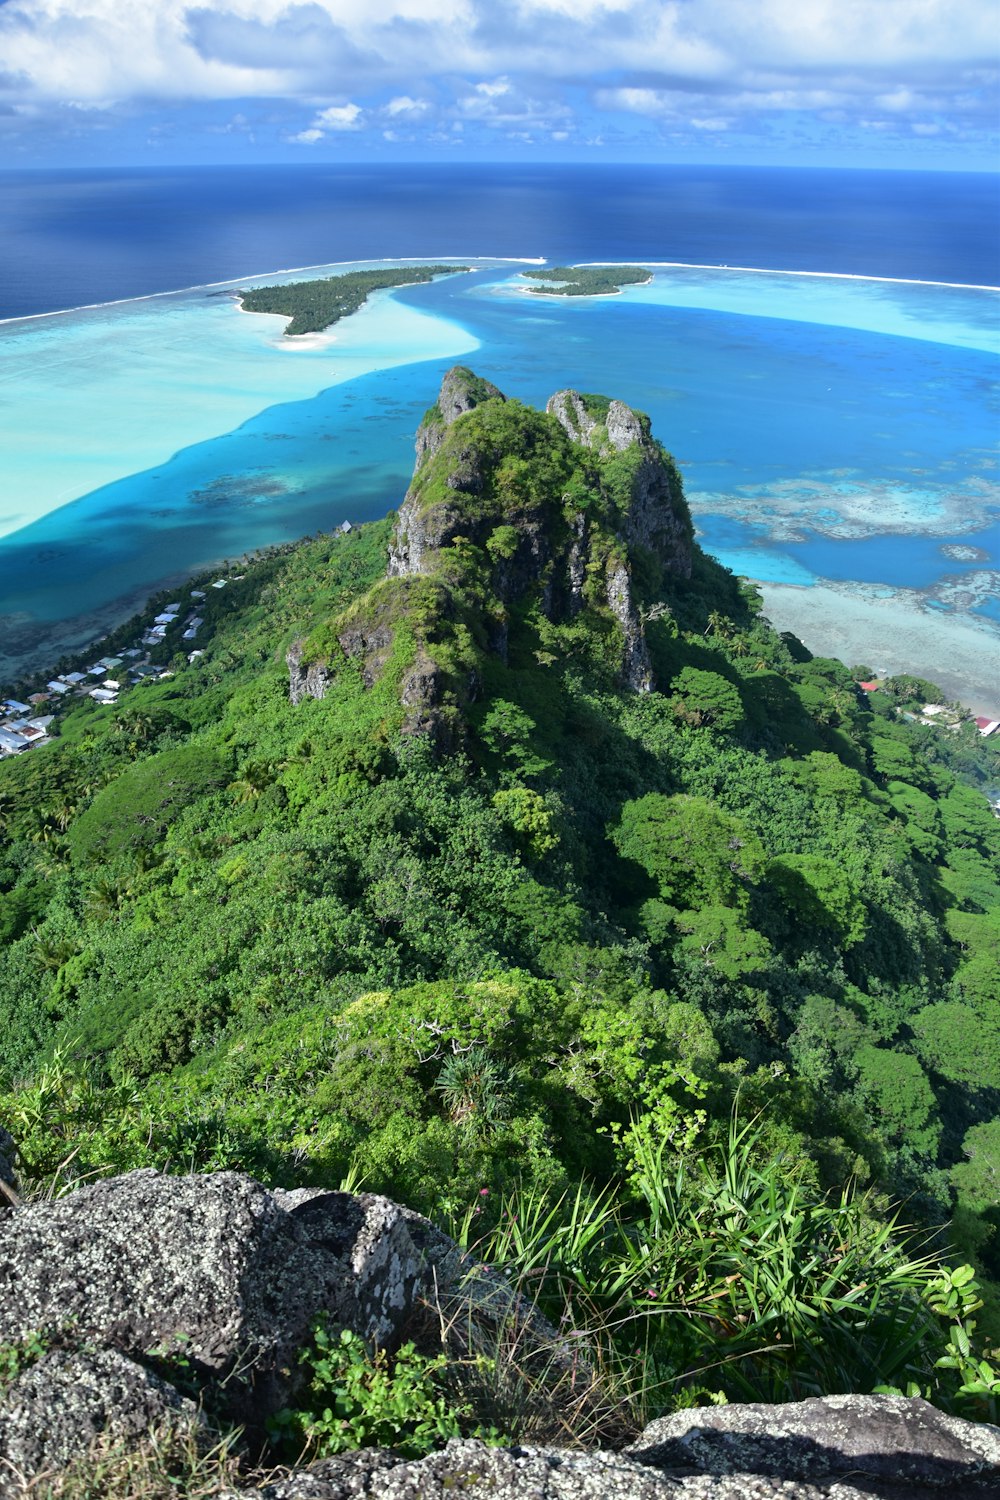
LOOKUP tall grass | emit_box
[445,1108,992,1423]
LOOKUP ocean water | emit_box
[0,165,997,706]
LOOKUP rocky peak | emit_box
[294,369,694,737]
[605,397,648,452]
[414,366,506,469]
[545,389,599,446]
[546,390,647,456]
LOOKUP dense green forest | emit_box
[239,265,469,335]
[1,369,998,1420]
[522,265,652,295]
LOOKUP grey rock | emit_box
[0,1173,423,1428]
[631,1392,1000,1494]
[287,639,334,705]
[604,398,646,453]
[414,367,505,468]
[606,558,653,693]
[233,1440,685,1499]
[0,1346,202,1488]
[436,367,505,429]
[546,390,599,447]
[226,1434,966,1499]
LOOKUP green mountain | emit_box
[2,368,999,1411]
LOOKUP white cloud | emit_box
[315,102,364,128]
[0,0,995,156]
[385,94,430,116]
[290,98,364,141]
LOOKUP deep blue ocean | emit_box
[1,164,997,708]
[3,165,997,319]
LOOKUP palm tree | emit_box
[704,610,733,640]
[228,761,279,803]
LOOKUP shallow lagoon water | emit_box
[0,263,478,540]
[1,249,997,711]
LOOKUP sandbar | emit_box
[758,579,1000,719]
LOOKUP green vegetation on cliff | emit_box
[1,371,998,1417]
[240,265,469,335]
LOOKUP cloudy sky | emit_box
[1,0,997,168]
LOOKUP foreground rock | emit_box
[1,1169,998,1498]
[629,1391,1000,1489]
[227,1396,1000,1498]
[0,1168,557,1482]
[1,1347,204,1482]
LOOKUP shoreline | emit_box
[576,261,1000,294]
[233,296,341,351]
[0,282,479,544]
[3,255,996,328]
[0,257,540,328]
[757,578,1000,720]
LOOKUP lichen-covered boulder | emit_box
[629,1391,1000,1495]
[0,1346,203,1483]
[230,1439,687,1499]
[0,1171,423,1430]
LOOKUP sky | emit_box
[0,0,997,169]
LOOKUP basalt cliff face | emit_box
[289,367,693,743]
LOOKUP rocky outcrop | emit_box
[394,370,687,671]
[1,1169,998,1497]
[0,1169,561,1484]
[287,638,334,706]
[291,369,695,724]
[547,390,693,574]
[226,1395,1000,1497]
[413,366,505,470]
[606,558,653,692]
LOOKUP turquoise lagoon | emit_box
[1,259,997,708]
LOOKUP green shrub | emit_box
[268,1325,470,1459]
